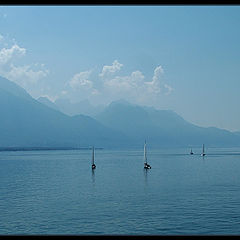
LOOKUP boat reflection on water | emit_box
[143,167,149,188]
[91,168,95,184]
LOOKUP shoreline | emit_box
[0,147,104,152]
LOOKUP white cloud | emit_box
[100,64,173,105]
[144,65,164,94]
[104,70,145,93]
[99,60,123,78]
[60,61,173,107]
[102,65,163,94]
[144,65,173,95]
[0,44,26,65]
[66,70,100,103]
[164,84,173,95]
[0,37,49,94]
[5,64,49,88]
[69,70,93,90]
[153,65,164,82]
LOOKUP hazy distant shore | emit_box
[0,147,104,152]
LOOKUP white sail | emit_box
[143,140,151,169]
[144,140,147,164]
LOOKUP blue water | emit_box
[0,147,240,235]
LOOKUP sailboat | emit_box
[91,146,96,169]
[201,144,206,156]
[190,148,193,155]
[143,140,151,169]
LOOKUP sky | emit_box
[0,5,240,132]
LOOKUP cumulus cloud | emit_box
[164,84,173,95]
[99,60,123,78]
[101,63,172,104]
[0,44,26,65]
[144,65,164,94]
[104,70,145,93]
[60,60,173,107]
[63,60,173,107]
[144,65,173,96]
[69,70,93,90]
[66,70,100,103]
[0,36,49,94]
[153,65,164,82]
[4,64,49,88]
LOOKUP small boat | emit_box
[91,146,96,169]
[143,140,151,169]
[201,144,206,156]
[190,148,193,155]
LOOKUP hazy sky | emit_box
[0,5,240,131]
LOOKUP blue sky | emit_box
[0,5,240,131]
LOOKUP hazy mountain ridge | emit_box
[54,98,105,117]
[0,76,129,148]
[37,96,60,111]
[1,76,240,148]
[0,77,32,100]
[95,100,240,147]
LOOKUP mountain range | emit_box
[1,76,240,148]
[95,100,240,147]
[53,98,105,117]
[0,76,126,148]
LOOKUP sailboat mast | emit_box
[203,144,204,154]
[92,146,95,165]
[144,140,147,164]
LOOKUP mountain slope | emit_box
[1,77,240,148]
[37,96,60,111]
[95,100,240,147]
[0,76,32,100]
[0,77,128,148]
[54,98,105,117]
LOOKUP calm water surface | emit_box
[0,147,240,235]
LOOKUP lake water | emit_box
[1,147,240,235]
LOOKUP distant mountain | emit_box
[37,96,59,111]
[95,100,240,147]
[0,76,32,100]
[234,131,240,136]
[54,98,105,117]
[1,76,240,149]
[0,76,128,148]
